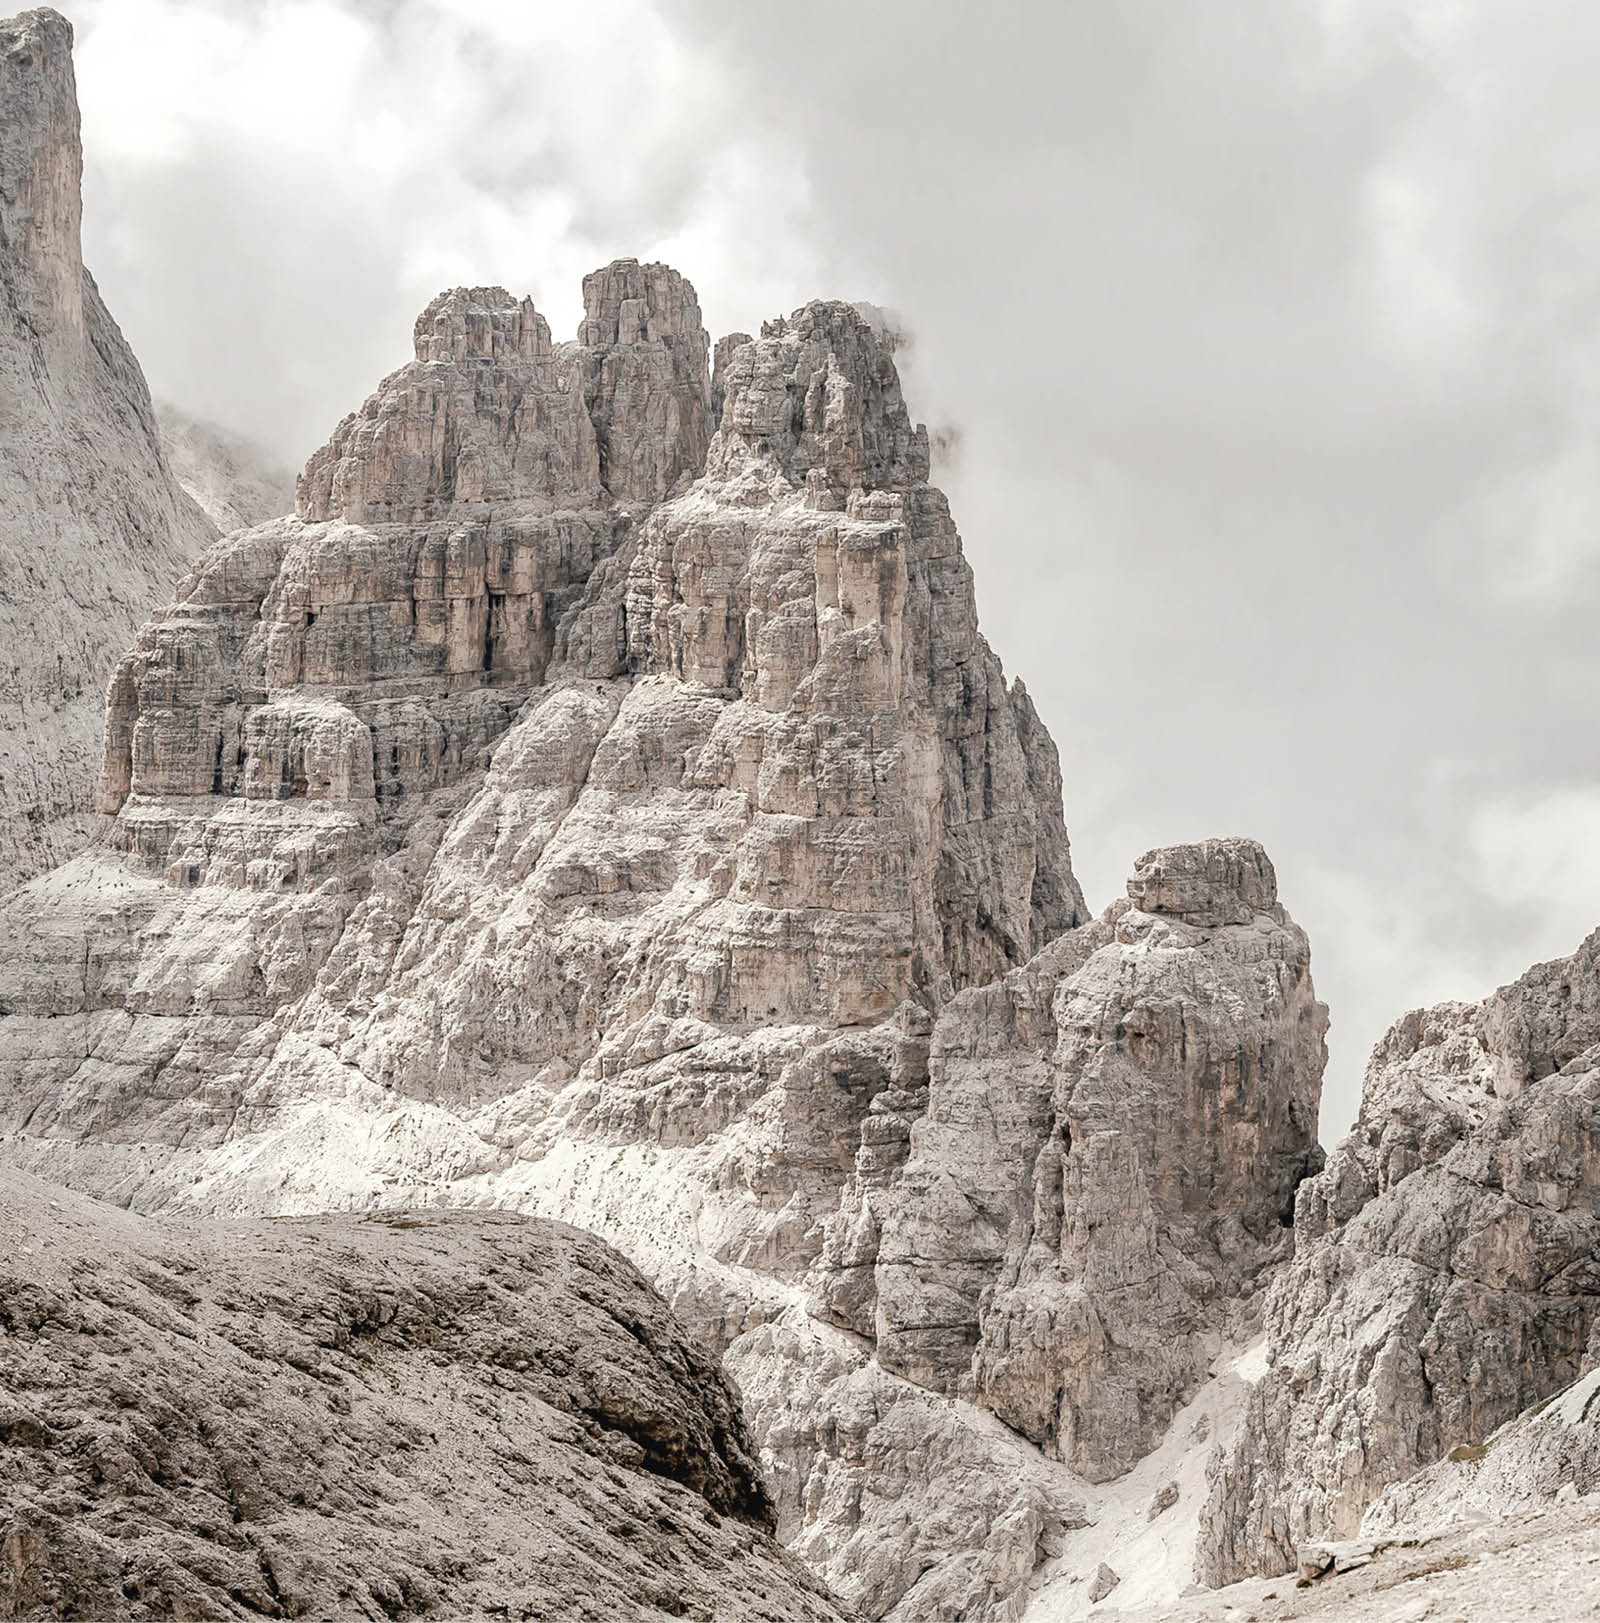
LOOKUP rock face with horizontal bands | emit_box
[0,1169,850,1622]
[0,7,217,883]
[1197,929,1600,1584]
[0,225,1339,1611]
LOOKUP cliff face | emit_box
[0,8,216,884]
[814,838,1325,1485]
[0,1169,850,1623]
[1198,930,1600,1584]
[0,251,1337,1614]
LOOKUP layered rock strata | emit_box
[1198,930,1600,1584]
[0,1169,850,1622]
[0,255,1332,1615]
[0,8,217,884]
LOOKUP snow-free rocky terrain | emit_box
[1,7,1597,1620]
[0,1168,846,1622]
[0,8,216,884]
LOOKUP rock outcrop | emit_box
[154,401,296,535]
[1198,930,1600,1584]
[1363,1364,1600,1537]
[813,838,1325,1484]
[0,8,217,884]
[0,239,1332,1613]
[0,1168,849,1621]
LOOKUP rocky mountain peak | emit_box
[3,15,1598,1621]
[297,260,711,525]
[709,299,930,497]
[0,7,81,344]
[578,255,704,345]
[1126,835,1280,928]
[410,284,551,365]
[0,4,215,883]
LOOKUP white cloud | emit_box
[1471,786,1600,947]
[70,0,823,462]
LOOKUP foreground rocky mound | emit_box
[0,8,216,883]
[0,253,1328,1614]
[1199,929,1600,1583]
[0,1169,850,1622]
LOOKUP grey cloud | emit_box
[68,0,1600,1135]
[660,0,1600,1132]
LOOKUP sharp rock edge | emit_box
[0,6,217,883]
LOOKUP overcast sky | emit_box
[69,0,1600,1137]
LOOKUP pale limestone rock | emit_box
[0,272,1103,1617]
[727,1306,1088,1622]
[1197,931,1600,1585]
[0,1169,850,1621]
[1087,1562,1120,1603]
[1362,1365,1600,1534]
[813,839,1326,1483]
[711,330,753,427]
[0,8,216,884]
[574,258,713,504]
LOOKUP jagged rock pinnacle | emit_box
[0,5,215,881]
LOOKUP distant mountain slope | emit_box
[154,400,296,534]
[0,8,216,886]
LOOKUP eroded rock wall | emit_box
[1198,931,1600,1583]
[0,7,217,885]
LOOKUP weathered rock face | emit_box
[811,838,1326,1487]
[0,256,1106,1614]
[1362,1364,1600,1537]
[0,1169,850,1622]
[0,8,217,885]
[11,270,1084,1280]
[1198,930,1600,1585]
[0,240,1335,1615]
[297,266,708,527]
[154,401,296,535]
